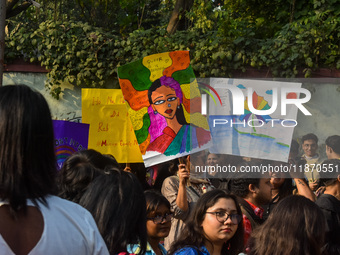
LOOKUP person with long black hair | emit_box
[79,168,147,255]
[0,85,108,255]
[248,195,326,255]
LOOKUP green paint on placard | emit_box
[118,58,151,91]
[276,142,289,147]
[135,113,151,144]
[172,66,196,85]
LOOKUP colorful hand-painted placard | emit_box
[53,120,89,169]
[82,89,143,163]
[118,51,211,167]
[207,78,302,162]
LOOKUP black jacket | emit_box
[315,194,340,255]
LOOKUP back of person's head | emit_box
[79,168,147,254]
[325,135,340,154]
[277,178,293,199]
[302,133,318,144]
[0,85,56,213]
[248,195,325,255]
[80,149,119,170]
[169,189,244,255]
[58,151,103,203]
[227,163,262,198]
[319,159,340,187]
[228,178,261,198]
[121,163,151,190]
[226,162,272,206]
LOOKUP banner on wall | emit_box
[53,120,90,169]
[82,89,143,163]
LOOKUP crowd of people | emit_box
[0,84,339,255]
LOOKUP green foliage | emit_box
[4,0,340,99]
[9,0,167,34]
[243,0,340,77]
[219,1,290,41]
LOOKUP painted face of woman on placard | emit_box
[151,85,180,120]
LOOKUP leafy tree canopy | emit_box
[4,0,340,98]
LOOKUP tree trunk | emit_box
[0,0,6,86]
[166,0,193,35]
[1,0,32,86]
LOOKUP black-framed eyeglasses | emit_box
[206,211,242,225]
[147,213,173,224]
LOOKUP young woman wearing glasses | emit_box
[168,189,244,255]
[128,190,172,255]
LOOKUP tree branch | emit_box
[166,0,193,35]
[6,2,31,19]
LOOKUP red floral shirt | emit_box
[242,200,264,246]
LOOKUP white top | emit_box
[0,195,109,255]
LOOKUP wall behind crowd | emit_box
[295,79,340,158]
[4,72,83,122]
[3,72,340,159]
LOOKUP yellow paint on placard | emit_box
[142,52,173,82]
[191,112,210,130]
[82,88,125,107]
[82,89,143,163]
[181,80,200,100]
[191,79,201,98]
[128,106,148,131]
[182,106,209,130]
[183,104,190,123]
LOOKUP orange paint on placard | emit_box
[139,133,151,155]
[120,79,149,111]
[163,51,190,77]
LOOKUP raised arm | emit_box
[294,178,316,202]
[176,163,190,211]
